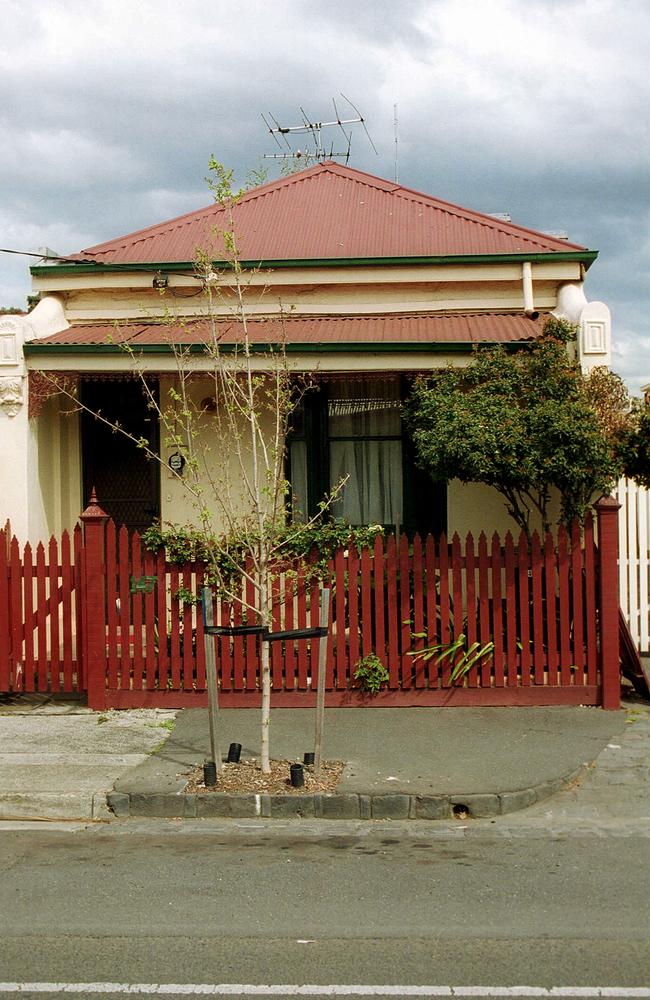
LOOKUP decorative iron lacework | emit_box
[28,371,144,418]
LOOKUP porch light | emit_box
[152,272,169,290]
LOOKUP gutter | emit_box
[24,340,540,358]
[30,249,599,279]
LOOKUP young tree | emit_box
[39,158,366,773]
[404,318,628,538]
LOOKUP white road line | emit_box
[0,986,649,997]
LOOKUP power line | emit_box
[0,247,99,264]
[0,246,230,291]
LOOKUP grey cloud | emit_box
[300,0,434,50]
[1,0,649,389]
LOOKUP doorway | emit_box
[81,378,160,533]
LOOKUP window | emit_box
[288,376,446,536]
[328,379,402,526]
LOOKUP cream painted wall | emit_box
[447,480,563,540]
[25,370,583,545]
[158,376,280,534]
[447,480,520,538]
[36,395,81,539]
[0,307,73,544]
[60,278,564,322]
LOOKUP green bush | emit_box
[353,654,390,694]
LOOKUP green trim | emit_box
[24,340,538,358]
[30,249,597,278]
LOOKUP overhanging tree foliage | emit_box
[617,398,650,488]
[404,318,633,538]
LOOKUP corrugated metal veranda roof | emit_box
[26,312,547,351]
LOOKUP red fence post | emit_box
[596,496,621,710]
[80,489,109,710]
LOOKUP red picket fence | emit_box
[0,499,622,709]
[0,523,85,695]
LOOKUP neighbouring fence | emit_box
[616,477,650,653]
[0,498,622,709]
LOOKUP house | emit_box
[0,161,612,544]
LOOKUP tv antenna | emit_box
[393,102,399,183]
[261,94,378,165]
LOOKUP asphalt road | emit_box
[0,820,648,999]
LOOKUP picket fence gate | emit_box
[0,497,621,710]
[616,477,650,653]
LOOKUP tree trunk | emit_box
[259,574,271,773]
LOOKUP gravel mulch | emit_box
[185,758,345,795]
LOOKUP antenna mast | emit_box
[261,94,378,165]
[393,103,399,184]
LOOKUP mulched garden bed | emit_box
[185,758,345,795]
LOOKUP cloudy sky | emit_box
[1,0,648,389]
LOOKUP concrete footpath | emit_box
[0,697,176,820]
[2,693,648,823]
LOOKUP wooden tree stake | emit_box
[201,585,222,774]
[314,587,331,779]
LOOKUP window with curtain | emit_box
[288,377,445,535]
[328,378,403,527]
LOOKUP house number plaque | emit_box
[169,452,185,474]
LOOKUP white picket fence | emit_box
[616,477,650,652]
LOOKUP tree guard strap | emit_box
[263,626,329,642]
[203,624,269,637]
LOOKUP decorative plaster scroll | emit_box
[26,294,69,340]
[0,376,24,417]
[554,282,588,325]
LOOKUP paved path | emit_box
[111,704,631,820]
[1,695,649,824]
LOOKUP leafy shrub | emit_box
[353,653,390,694]
[142,518,383,588]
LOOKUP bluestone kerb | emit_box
[106,763,589,821]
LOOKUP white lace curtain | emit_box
[329,378,402,526]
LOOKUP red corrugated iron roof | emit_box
[28,312,547,349]
[73,162,586,264]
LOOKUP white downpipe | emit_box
[522,261,539,318]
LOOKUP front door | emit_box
[81,379,160,533]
